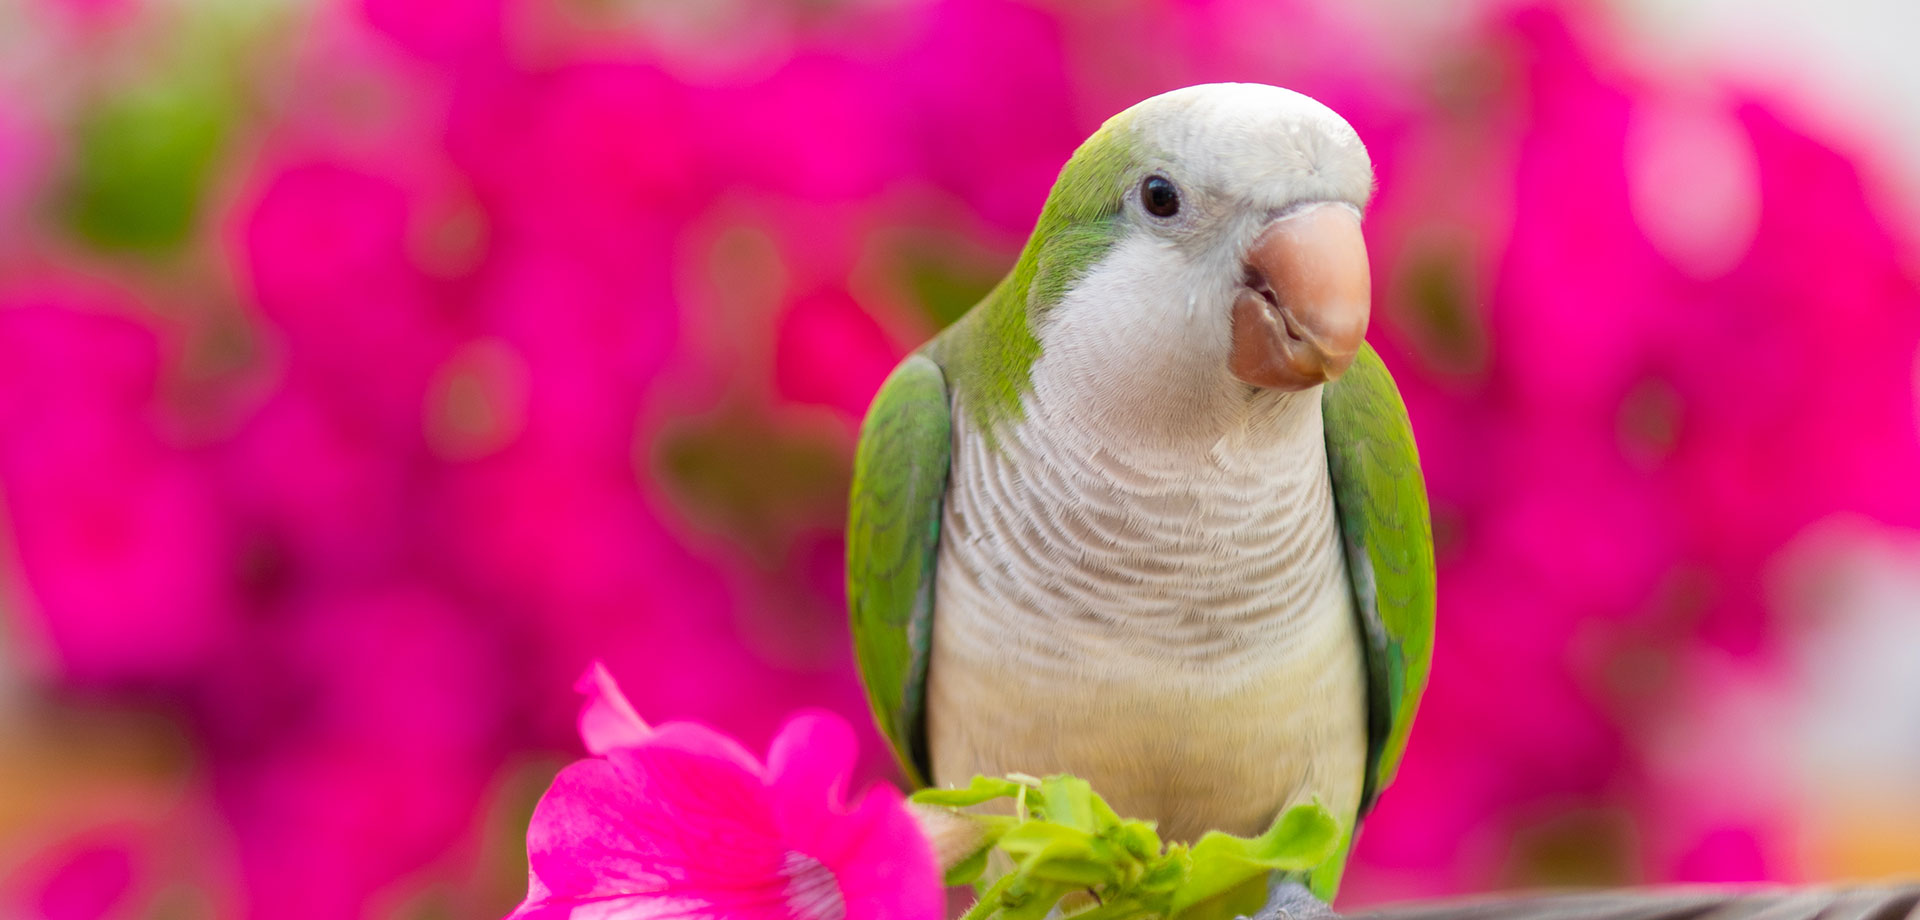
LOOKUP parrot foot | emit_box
[1250,881,1340,920]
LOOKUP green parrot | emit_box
[847,83,1435,900]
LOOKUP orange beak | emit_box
[1228,203,1371,390]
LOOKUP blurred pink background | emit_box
[1,0,1918,917]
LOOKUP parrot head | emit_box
[996,83,1375,422]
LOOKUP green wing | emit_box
[1322,343,1436,816]
[847,353,952,786]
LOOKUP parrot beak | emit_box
[1228,202,1371,390]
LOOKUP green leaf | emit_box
[1117,820,1163,863]
[998,822,1097,865]
[1027,856,1116,887]
[64,85,228,254]
[1001,879,1078,920]
[945,845,992,887]
[1139,850,1190,894]
[943,773,1344,920]
[1036,774,1101,831]
[1239,800,1341,868]
[912,775,1025,808]
[960,874,1018,920]
[1168,802,1340,916]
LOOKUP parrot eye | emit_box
[1141,175,1180,218]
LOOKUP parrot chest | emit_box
[924,387,1368,838]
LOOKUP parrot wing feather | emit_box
[847,353,952,786]
[1322,342,1437,816]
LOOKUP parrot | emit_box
[847,82,1435,902]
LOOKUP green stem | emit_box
[961,874,1019,920]
[1070,895,1159,920]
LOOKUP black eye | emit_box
[1141,175,1180,218]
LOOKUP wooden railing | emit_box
[1257,882,1920,920]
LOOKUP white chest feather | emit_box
[924,363,1368,839]
[935,376,1353,679]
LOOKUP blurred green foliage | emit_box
[63,84,228,254]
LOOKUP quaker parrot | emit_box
[847,83,1435,899]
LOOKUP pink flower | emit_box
[196,585,510,920]
[235,157,463,439]
[447,61,704,269]
[894,0,1082,234]
[358,0,504,64]
[708,51,910,202]
[15,838,132,920]
[0,291,237,686]
[774,288,906,425]
[510,663,942,920]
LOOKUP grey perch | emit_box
[1254,882,1920,920]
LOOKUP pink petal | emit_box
[26,839,135,920]
[574,661,651,754]
[517,748,793,920]
[822,786,944,920]
[642,722,764,775]
[765,712,942,920]
[765,711,856,835]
